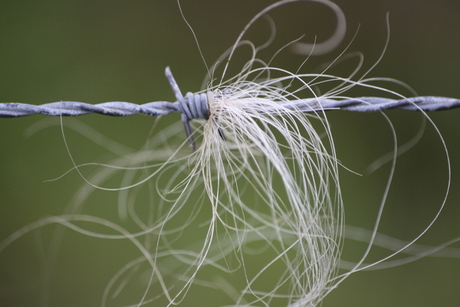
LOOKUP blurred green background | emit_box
[1,0,459,306]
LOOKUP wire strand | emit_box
[1,67,459,149]
[2,94,459,118]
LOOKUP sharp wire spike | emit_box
[164,66,197,150]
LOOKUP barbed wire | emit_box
[3,96,460,117]
[2,96,460,118]
[2,67,459,148]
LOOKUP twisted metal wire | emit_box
[1,66,459,148]
[1,67,209,150]
[2,96,459,118]
[289,96,460,112]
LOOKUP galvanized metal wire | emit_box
[3,96,460,118]
[1,67,459,148]
[3,95,459,118]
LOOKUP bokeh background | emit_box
[1,0,459,306]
